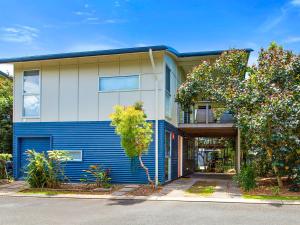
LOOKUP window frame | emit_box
[64,150,83,162]
[98,74,141,92]
[22,69,41,118]
[165,65,172,118]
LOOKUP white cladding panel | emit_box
[41,66,59,121]
[78,63,99,121]
[13,69,23,122]
[98,92,119,120]
[13,53,166,122]
[59,65,78,121]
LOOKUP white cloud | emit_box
[114,1,121,7]
[0,25,39,44]
[283,36,300,43]
[73,11,93,16]
[291,0,300,6]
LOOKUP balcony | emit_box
[178,102,236,137]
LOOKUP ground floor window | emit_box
[165,131,172,181]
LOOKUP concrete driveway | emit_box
[158,173,241,199]
[0,196,299,225]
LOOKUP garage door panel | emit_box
[19,137,51,178]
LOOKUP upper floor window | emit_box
[99,75,139,92]
[165,66,171,94]
[23,70,40,117]
[165,65,172,117]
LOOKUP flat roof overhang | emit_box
[0,45,253,64]
[178,123,237,137]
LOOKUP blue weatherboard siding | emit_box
[13,120,178,184]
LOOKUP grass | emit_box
[185,181,217,196]
[19,188,113,196]
[243,194,300,201]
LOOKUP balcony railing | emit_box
[178,101,234,124]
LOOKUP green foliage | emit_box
[26,150,49,188]
[176,44,300,187]
[25,150,70,188]
[271,186,280,196]
[0,77,13,153]
[110,102,153,158]
[0,153,12,179]
[234,165,257,191]
[83,165,111,188]
[110,102,154,184]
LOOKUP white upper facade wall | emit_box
[13,52,168,122]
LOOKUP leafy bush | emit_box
[26,150,49,188]
[83,165,111,188]
[233,165,256,191]
[26,150,70,188]
[0,153,12,179]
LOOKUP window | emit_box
[23,70,40,117]
[165,65,172,117]
[99,75,139,92]
[165,131,171,157]
[165,66,171,93]
[65,150,82,162]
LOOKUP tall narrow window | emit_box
[165,66,171,93]
[23,70,40,117]
[165,65,172,117]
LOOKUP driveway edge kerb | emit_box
[1,192,300,205]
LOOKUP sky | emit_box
[0,0,300,75]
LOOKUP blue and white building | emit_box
[0,45,251,184]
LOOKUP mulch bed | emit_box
[21,183,123,195]
[0,179,10,186]
[127,185,162,196]
[243,177,300,197]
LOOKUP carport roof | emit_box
[0,45,253,63]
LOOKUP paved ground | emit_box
[0,196,299,225]
[158,173,241,199]
[0,181,28,194]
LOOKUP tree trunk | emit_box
[266,148,283,188]
[138,155,154,187]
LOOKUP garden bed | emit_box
[127,185,162,196]
[242,177,300,199]
[0,179,11,186]
[20,183,123,195]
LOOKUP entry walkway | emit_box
[157,173,242,199]
[0,181,28,194]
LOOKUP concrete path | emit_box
[158,173,241,199]
[0,181,27,194]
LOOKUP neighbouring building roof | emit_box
[0,45,253,64]
[0,70,12,80]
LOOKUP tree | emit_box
[176,43,300,188]
[110,102,154,185]
[0,77,13,153]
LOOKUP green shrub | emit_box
[26,150,70,188]
[83,165,111,188]
[233,165,256,191]
[271,186,280,196]
[26,150,49,188]
[0,153,12,179]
